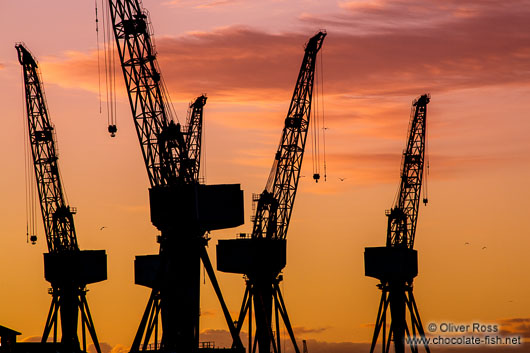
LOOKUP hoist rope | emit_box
[423,114,429,203]
[95,0,102,114]
[100,0,117,135]
[201,105,207,183]
[320,47,327,182]
[22,68,34,243]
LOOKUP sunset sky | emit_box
[0,1,529,352]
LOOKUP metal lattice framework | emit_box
[108,0,195,187]
[252,31,326,240]
[17,43,104,353]
[366,94,431,353]
[108,1,245,352]
[185,95,207,182]
[387,94,429,249]
[16,43,78,254]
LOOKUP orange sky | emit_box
[0,1,529,352]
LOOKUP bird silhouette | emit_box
[338,177,347,182]
[100,226,107,231]
[464,242,470,245]
[482,246,487,250]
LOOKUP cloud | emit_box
[199,328,248,348]
[302,0,530,95]
[109,344,131,353]
[284,339,370,353]
[196,0,242,8]
[201,309,216,317]
[323,0,523,34]
[40,50,101,95]
[293,326,330,335]
[500,318,530,339]
[88,342,112,353]
[31,1,530,183]
[164,0,242,8]
[40,1,530,105]
[99,328,527,353]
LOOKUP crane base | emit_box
[44,250,107,284]
[364,247,417,281]
[216,238,286,275]
[149,184,244,232]
[134,254,160,288]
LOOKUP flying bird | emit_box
[99,226,107,231]
[338,177,347,182]
[482,246,487,250]
[464,242,470,245]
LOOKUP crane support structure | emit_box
[364,94,431,353]
[107,1,244,352]
[16,43,107,353]
[217,31,326,353]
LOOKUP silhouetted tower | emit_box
[106,1,245,352]
[16,43,107,353]
[364,94,431,353]
[217,31,326,353]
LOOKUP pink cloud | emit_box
[41,9,530,104]
[164,0,242,8]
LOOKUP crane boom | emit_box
[16,44,78,254]
[184,95,207,182]
[252,31,326,240]
[386,94,429,249]
[108,0,191,187]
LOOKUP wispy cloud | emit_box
[500,318,530,339]
[163,0,243,9]
[32,1,530,185]
[294,326,330,335]
[88,342,112,353]
[40,3,530,103]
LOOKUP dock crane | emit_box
[106,1,245,352]
[16,43,107,353]
[217,31,326,353]
[364,94,431,353]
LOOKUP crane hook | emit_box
[108,124,117,137]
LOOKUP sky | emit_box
[0,0,530,352]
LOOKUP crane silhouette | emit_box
[217,31,326,353]
[364,94,431,353]
[17,43,107,353]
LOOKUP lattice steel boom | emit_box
[17,44,78,254]
[107,0,193,187]
[386,94,429,249]
[185,95,207,182]
[252,31,326,241]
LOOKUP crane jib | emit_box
[251,31,326,241]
